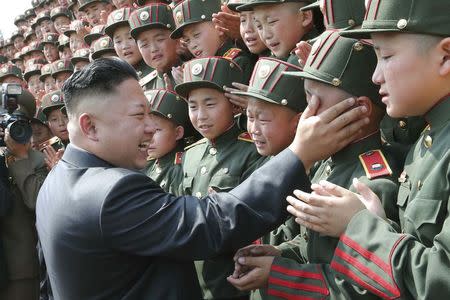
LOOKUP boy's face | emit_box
[27,74,44,97]
[253,4,309,58]
[84,2,113,26]
[44,76,57,93]
[147,114,180,159]
[44,44,60,62]
[31,122,52,150]
[371,33,441,117]
[40,19,57,35]
[54,16,71,34]
[247,97,298,156]
[182,22,223,58]
[113,25,143,67]
[240,11,267,55]
[304,79,353,115]
[47,108,69,141]
[14,37,25,51]
[188,87,234,140]
[69,33,86,52]
[55,72,72,89]
[60,47,73,60]
[136,28,179,73]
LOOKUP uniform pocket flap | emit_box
[404,198,442,229]
[396,181,410,207]
[209,175,240,192]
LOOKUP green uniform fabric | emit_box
[144,149,184,196]
[182,123,264,299]
[135,59,154,80]
[140,69,175,91]
[216,40,257,84]
[266,98,450,299]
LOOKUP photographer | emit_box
[0,84,48,300]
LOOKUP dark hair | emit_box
[62,57,138,115]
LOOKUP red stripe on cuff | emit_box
[268,277,329,295]
[267,288,323,300]
[271,264,323,280]
[341,235,391,274]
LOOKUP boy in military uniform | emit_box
[172,0,256,83]
[71,47,91,71]
[40,63,57,94]
[91,36,118,59]
[175,56,265,300]
[105,7,154,79]
[58,34,73,60]
[51,59,74,89]
[40,89,69,146]
[0,65,26,86]
[129,4,182,90]
[50,6,72,35]
[41,32,60,63]
[233,2,450,299]
[24,62,45,101]
[143,89,190,195]
[78,0,114,27]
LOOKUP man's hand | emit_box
[294,41,312,67]
[286,180,381,237]
[212,5,241,41]
[227,256,274,291]
[43,146,64,170]
[232,244,281,278]
[288,97,369,171]
[4,128,30,160]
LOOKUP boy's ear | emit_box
[79,113,99,141]
[175,125,185,141]
[300,10,313,28]
[438,37,450,77]
[356,96,372,117]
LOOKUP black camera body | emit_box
[0,83,33,146]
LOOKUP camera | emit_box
[0,83,33,146]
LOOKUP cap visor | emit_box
[339,28,400,39]
[232,90,280,105]
[175,81,223,100]
[300,1,319,11]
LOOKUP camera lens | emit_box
[8,120,32,144]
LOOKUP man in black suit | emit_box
[36,58,368,300]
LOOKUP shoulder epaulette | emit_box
[358,149,392,180]
[139,70,157,87]
[237,132,253,143]
[223,48,242,60]
[146,156,156,162]
[184,138,207,150]
[174,152,183,165]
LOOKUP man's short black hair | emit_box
[62,57,138,116]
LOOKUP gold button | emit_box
[167,113,172,119]
[417,180,423,190]
[353,42,363,51]
[399,120,407,128]
[423,135,432,148]
[325,165,331,176]
[195,192,202,198]
[209,148,217,155]
[397,19,408,29]
[332,78,341,86]
[200,166,207,175]
[281,99,288,106]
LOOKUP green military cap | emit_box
[129,4,175,40]
[68,0,77,9]
[285,30,382,106]
[91,36,116,59]
[11,53,22,64]
[14,89,37,119]
[14,14,27,26]
[51,59,74,78]
[25,41,44,56]
[78,0,111,12]
[40,33,59,47]
[36,10,51,25]
[0,65,23,81]
[84,24,105,45]
[50,6,72,21]
[341,0,450,39]
[237,0,314,11]
[170,0,220,39]
[19,46,30,59]
[135,0,170,5]
[58,34,70,51]
[63,20,79,37]
[11,30,24,42]
[24,62,43,81]
[145,89,190,126]
[71,47,91,64]
[175,56,244,99]
[31,0,41,8]
[25,8,37,19]
[227,0,248,12]
[31,107,48,125]
[41,89,65,116]
[233,57,307,112]
[302,0,365,30]
[23,28,36,43]
[40,63,53,81]
[3,38,13,47]
[105,7,135,38]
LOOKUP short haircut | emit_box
[62,57,138,116]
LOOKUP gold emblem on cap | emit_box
[167,113,172,118]
[51,94,60,103]
[397,19,407,29]
[191,63,203,76]
[140,11,149,21]
[114,11,123,21]
[57,61,64,68]
[258,64,271,79]
[100,39,108,48]
[176,11,183,24]
[332,78,341,86]
[281,99,288,106]
[423,135,432,148]
[353,42,363,51]
[399,120,406,128]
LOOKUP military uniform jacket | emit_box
[144,149,183,196]
[1,149,47,280]
[135,59,154,80]
[36,144,312,300]
[265,99,450,300]
[216,40,257,84]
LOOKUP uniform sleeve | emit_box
[100,148,312,260]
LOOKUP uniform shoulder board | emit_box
[223,48,242,60]
[358,149,393,180]
[139,70,158,87]
[146,156,156,162]
[237,132,253,143]
[184,138,207,150]
[174,152,183,165]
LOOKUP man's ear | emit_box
[300,10,313,28]
[78,113,99,141]
[356,96,372,117]
[438,37,450,77]
[175,125,185,141]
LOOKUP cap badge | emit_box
[100,39,108,48]
[140,11,149,21]
[114,11,123,21]
[191,63,203,76]
[397,19,407,30]
[175,11,183,24]
[258,64,271,79]
[353,42,363,51]
[51,94,60,103]
[57,61,64,68]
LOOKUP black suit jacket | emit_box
[36,144,310,300]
